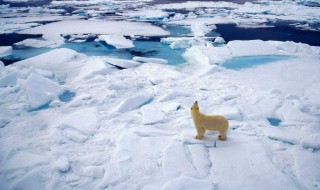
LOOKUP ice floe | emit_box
[99,35,134,49]
[18,20,170,36]
[25,73,66,109]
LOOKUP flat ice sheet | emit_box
[18,20,169,36]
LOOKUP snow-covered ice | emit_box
[99,35,134,49]
[0,0,320,189]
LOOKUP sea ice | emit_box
[162,176,213,190]
[114,94,152,113]
[99,35,134,49]
[16,48,83,70]
[141,104,166,125]
[132,56,168,64]
[0,151,46,171]
[14,38,61,48]
[56,107,99,135]
[19,20,170,36]
[13,170,44,190]
[105,57,141,69]
[25,73,66,109]
[0,46,12,58]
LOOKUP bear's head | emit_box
[191,101,199,114]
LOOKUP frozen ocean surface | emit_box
[0,0,320,189]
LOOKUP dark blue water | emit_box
[0,33,42,46]
[216,23,320,46]
[0,0,52,7]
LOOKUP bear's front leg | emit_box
[194,126,205,140]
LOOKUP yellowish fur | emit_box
[191,101,229,141]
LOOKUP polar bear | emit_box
[191,101,229,141]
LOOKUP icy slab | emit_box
[120,9,169,20]
[0,117,10,128]
[265,128,300,145]
[133,56,168,64]
[161,37,207,49]
[99,35,134,49]
[114,94,152,113]
[210,133,300,190]
[105,57,141,69]
[162,142,197,177]
[140,104,166,125]
[187,144,211,177]
[14,38,61,48]
[81,166,105,179]
[0,152,46,171]
[159,91,192,102]
[0,60,4,68]
[212,106,242,120]
[0,72,19,87]
[190,22,216,37]
[277,102,319,123]
[227,40,278,56]
[136,63,182,85]
[52,156,70,173]
[14,170,44,190]
[293,149,320,190]
[300,134,320,150]
[0,46,12,58]
[57,107,99,135]
[0,23,40,34]
[74,58,109,81]
[16,48,82,70]
[19,20,169,36]
[25,73,66,109]
[214,37,226,44]
[162,176,213,190]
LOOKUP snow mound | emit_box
[133,56,168,64]
[0,46,12,58]
[25,73,66,109]
[114,94,152,113]
[162,176,213,190]
[99,35,134,49]
[16,48,82,70]
[57,107,99,135]
[0,152,46,171]
[141,104,166,125]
